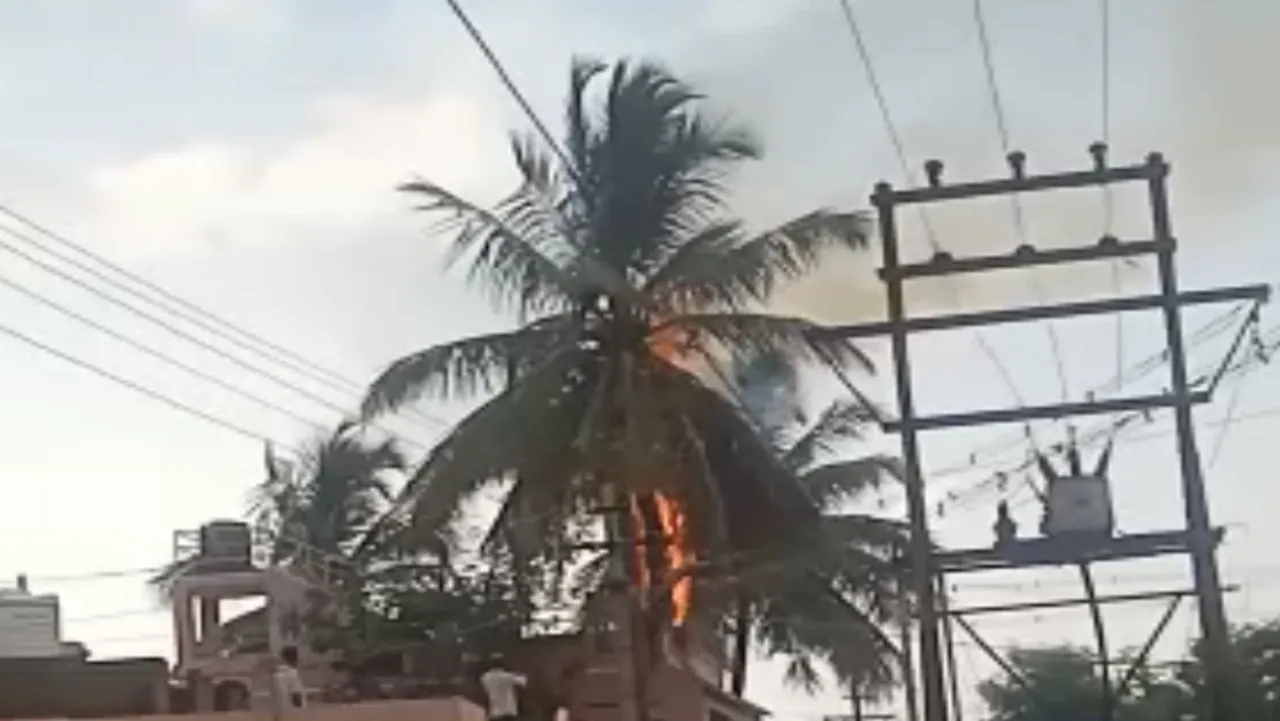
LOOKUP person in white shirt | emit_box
[479,657,527,721]
[274,646,307,714]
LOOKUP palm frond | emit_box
[393,345,594,542]
[655,311,873,374]
[782,399,880,473]
[361,314,576,417]
[646,210,871,314]
[652,358,823,554]
[147,558,197,604]
[819,513,912,565]
[584,60,761,278]
[399,178,581,315]
[642,222,756,314]
[480,467,576,563]
[749,568,901,696]
[797,456,902,512]
[564,56,607,177]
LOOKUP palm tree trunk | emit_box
[504,338,534,630]
[729,598,750,696]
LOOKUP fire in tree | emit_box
[629,490,694,627]
[626,325,697,627]
[654,491,693,625]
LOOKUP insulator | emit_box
[1007,150,1027,179]
[924,159,944,188]
[1089,141,1109,172]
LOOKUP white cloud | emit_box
[183,0,277,32]
[697,0,795,37]
[78,92,509,258]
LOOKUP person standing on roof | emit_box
[480,656,527,721]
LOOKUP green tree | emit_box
[978,620,1280,721]
[251,420,410,567]
[152,422,464,662]
[152,421,416,588]
[361,57,874,654]
[1175,619,1280,720]
[978,645,1184,721]
[715,351,908,697]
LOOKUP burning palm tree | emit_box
[362,57,877,673]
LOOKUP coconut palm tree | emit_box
[250,420,409,568]
[712,352,908,697]
[151,422,409,590]
[362,57,876,665]
[149,423,438,651]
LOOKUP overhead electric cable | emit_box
[0,222,428,450]
[442,0,578,179]
[836,0,1031,417]
[0,204,448,433]
[930,317,1280,511]
[0,266,329,434]
[969,0,1071,405]
[930,303,1249,476]
[0,317,295,451]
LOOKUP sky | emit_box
[0,0,1278,719]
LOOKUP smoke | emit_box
[677,0,1279,327]
[1169,0,1280,220]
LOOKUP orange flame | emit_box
[622,325,696,627]
[647,326,690,367]
[654,491,693,626]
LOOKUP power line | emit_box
[0,222,427,450]
[1206,368,1248,470]
[27,566,161,584]
[65,608,164,623]
[0,265,329,435]
[443,0,577,178]
[927,303,1256,479]
[913,311,1265,517]
[0,205,448,434]
[968,0,1071,406]
[0,317,294,451]
[836,0,1031,419]
[929,318,1278,514]
[951,564,1280,594]
[952,395,1280,517]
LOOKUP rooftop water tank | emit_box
[198,521,253,568]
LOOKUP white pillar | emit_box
[173,589,196,666]
[199,594,222,652]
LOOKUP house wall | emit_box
[503,635,751,721]
[0,656,169,718]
